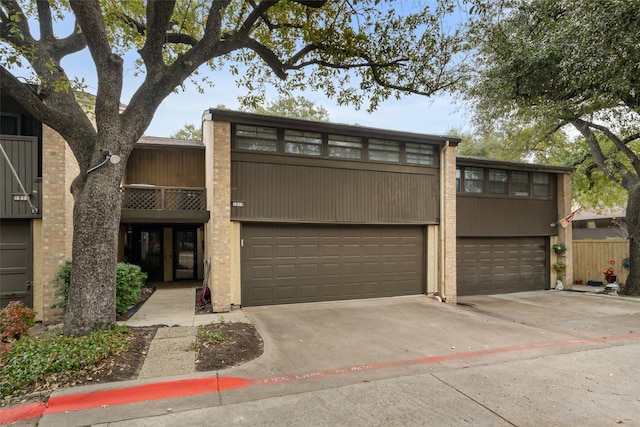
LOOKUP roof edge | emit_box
[456,155,574,174]
[203,108,461,147]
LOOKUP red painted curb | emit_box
[3,331,640,424]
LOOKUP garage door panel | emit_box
[1,221,33,309]
[457,237,548,296]
[242,224,424,306]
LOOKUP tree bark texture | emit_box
[621,185,640,296]
[63,161,125,335]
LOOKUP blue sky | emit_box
[56,47,471,138]
[22,1,472,139]
[141,80,471,138]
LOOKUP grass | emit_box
[198,326,227,343]
[0,325,132,399]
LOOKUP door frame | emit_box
[173,226,198,281]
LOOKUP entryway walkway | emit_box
[121,284,251,380]
[123,283,249,327]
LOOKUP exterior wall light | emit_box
[87,149,121,173]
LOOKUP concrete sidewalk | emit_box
[121,284,251,379]
[122,284,250,327]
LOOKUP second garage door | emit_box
[457,237,548,296]
[241,224,424,306]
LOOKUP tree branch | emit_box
[1,66,97,169]
[244,37,287,79]
[140,0,177,70]
[52,20,87,58]
[571,118,634,187]
[0,0,34,49]
[577,118,640,175]
[69,0,123,145]
[117,12,200,47]
[36,0,54,40]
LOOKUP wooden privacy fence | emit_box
[572,240,630,285]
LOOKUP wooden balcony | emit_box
[120,185,209,224]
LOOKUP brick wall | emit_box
[203,119,232,312]
[441,143,457,302]
[555,173,573,288]
[37,125,77,323]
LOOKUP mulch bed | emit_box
[3,287,263,406]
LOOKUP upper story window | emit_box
[464,167,484,193]
[284,130,322,156]
[533,172,550,197]
[369,139,400,163]
[235,124,277,152]
[0,114,19,135]
[511,171,530,196]
[488,169,508,195]
[232,122,438,167]
[457,166,552,199]
[328,134,363,159]
[406,143,435,165]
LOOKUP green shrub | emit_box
[52,261,72,310]
[52,262,147,316]
[115,263,147,315]
[0,326,131,398]
[0,301,36,356]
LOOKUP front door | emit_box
[174,227,197,280]
[133,227,163,282]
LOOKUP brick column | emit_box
[39,126,77,323]
[555,173,573,288]
[440,143,457,302]
[203,118,232,312]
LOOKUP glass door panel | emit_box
[138,228,163,282]
[174,228,196,280]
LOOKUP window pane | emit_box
[328,134,363,159]
[533,173,550,197]
[0,114,19,135]
[369,139,400,163]
[456,168,461,193]
[488,169,508,195]
[235,125,277,152]
[406,143,435,165]
[284,130,322,156]
[511,171,530,196]
[464,167,484,193]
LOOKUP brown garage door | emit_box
[457,237,548,296]
[242,224,424,306]
[0,220,33,308]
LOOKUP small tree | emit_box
[170,123,202,141]
[244,95,330,121]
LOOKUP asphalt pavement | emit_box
[3,289,640,426]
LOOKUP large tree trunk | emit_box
[63,164,124,336]
[621,185,640,296]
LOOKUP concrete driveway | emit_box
[28,291,640,426]
[215,291,640,425]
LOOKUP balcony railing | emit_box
[121,185,206,211]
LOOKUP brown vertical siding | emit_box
[126,148,205,187]
[1,136,41,217]
[232,159,439,224]
[457,197,557,237]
